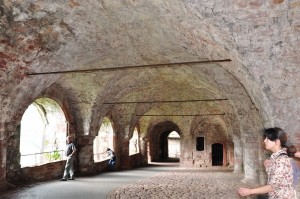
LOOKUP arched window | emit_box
[93,117,114,162]
[20,98,67,167]
[168,131,180,158]
[129,127,139,155]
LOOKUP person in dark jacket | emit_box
[106,148,116,170]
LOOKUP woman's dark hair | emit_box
[263,127,287,144]
[287,145,297,157]
[263,127,296,157]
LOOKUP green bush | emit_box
[45,150,61,161]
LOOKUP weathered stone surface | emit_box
[0,0,299,192]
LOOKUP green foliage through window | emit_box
[45,150,61,161]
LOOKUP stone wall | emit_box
[130,153,144,168]
[20,161,65,184]
[0,139,6,192]
[0,0,299,193]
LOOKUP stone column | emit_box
[0,130,17,191]
[223,142,227,166]
[119,139,130,169]
[229,141,235,166]
[0,131,7,191]
[115,126,133,169]
[180,137,194,167]
[242,136,260,183]
[139,137,149,165]
[5,127,22,185]
[233,135,243,173]
[76,135,95,175]
[258,139,267,185]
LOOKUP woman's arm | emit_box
[238,185,274,196]
[294,151,300,158]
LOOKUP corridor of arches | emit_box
[0,0,299,197]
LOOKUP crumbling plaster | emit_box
[2,0,298,130]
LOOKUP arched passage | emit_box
[93,117,114,162]
[20,98,67,167]
[148,121,181,162]
[129,127,140,155]
[168,131,180,159]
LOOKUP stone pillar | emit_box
[180,137,194,167]
[233,135,243,173]
[5,128,22,185]
[76,135,95,175]
[0,131,7,191]
[0,129,17,192]
[258,139,267,185]
[223,142,227,166]
[139,137,149,165]
[119,139,130,169]
[242,136,260,183]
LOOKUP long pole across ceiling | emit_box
[26,59,231,76]
[136,113,226,117]
[103,98,228,104]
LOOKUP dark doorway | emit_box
[158,131,180,162]
[159,131,169,160]
[212,143,223,166]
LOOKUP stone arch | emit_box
[20,97,68,167]
[129,126,140,156]
[189,116,232,167]
[147,120,182,162]
[4,94,72,185]
[93,117,114,162]
[167,131,180,159]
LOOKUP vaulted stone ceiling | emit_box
[1,0,299,138]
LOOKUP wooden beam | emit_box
[136,113,226,117]
[103,98,228,104]
[26,59,231,76]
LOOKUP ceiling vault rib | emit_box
[26,59,231,76]
[103,98,228,104]
[136,113,226,116]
